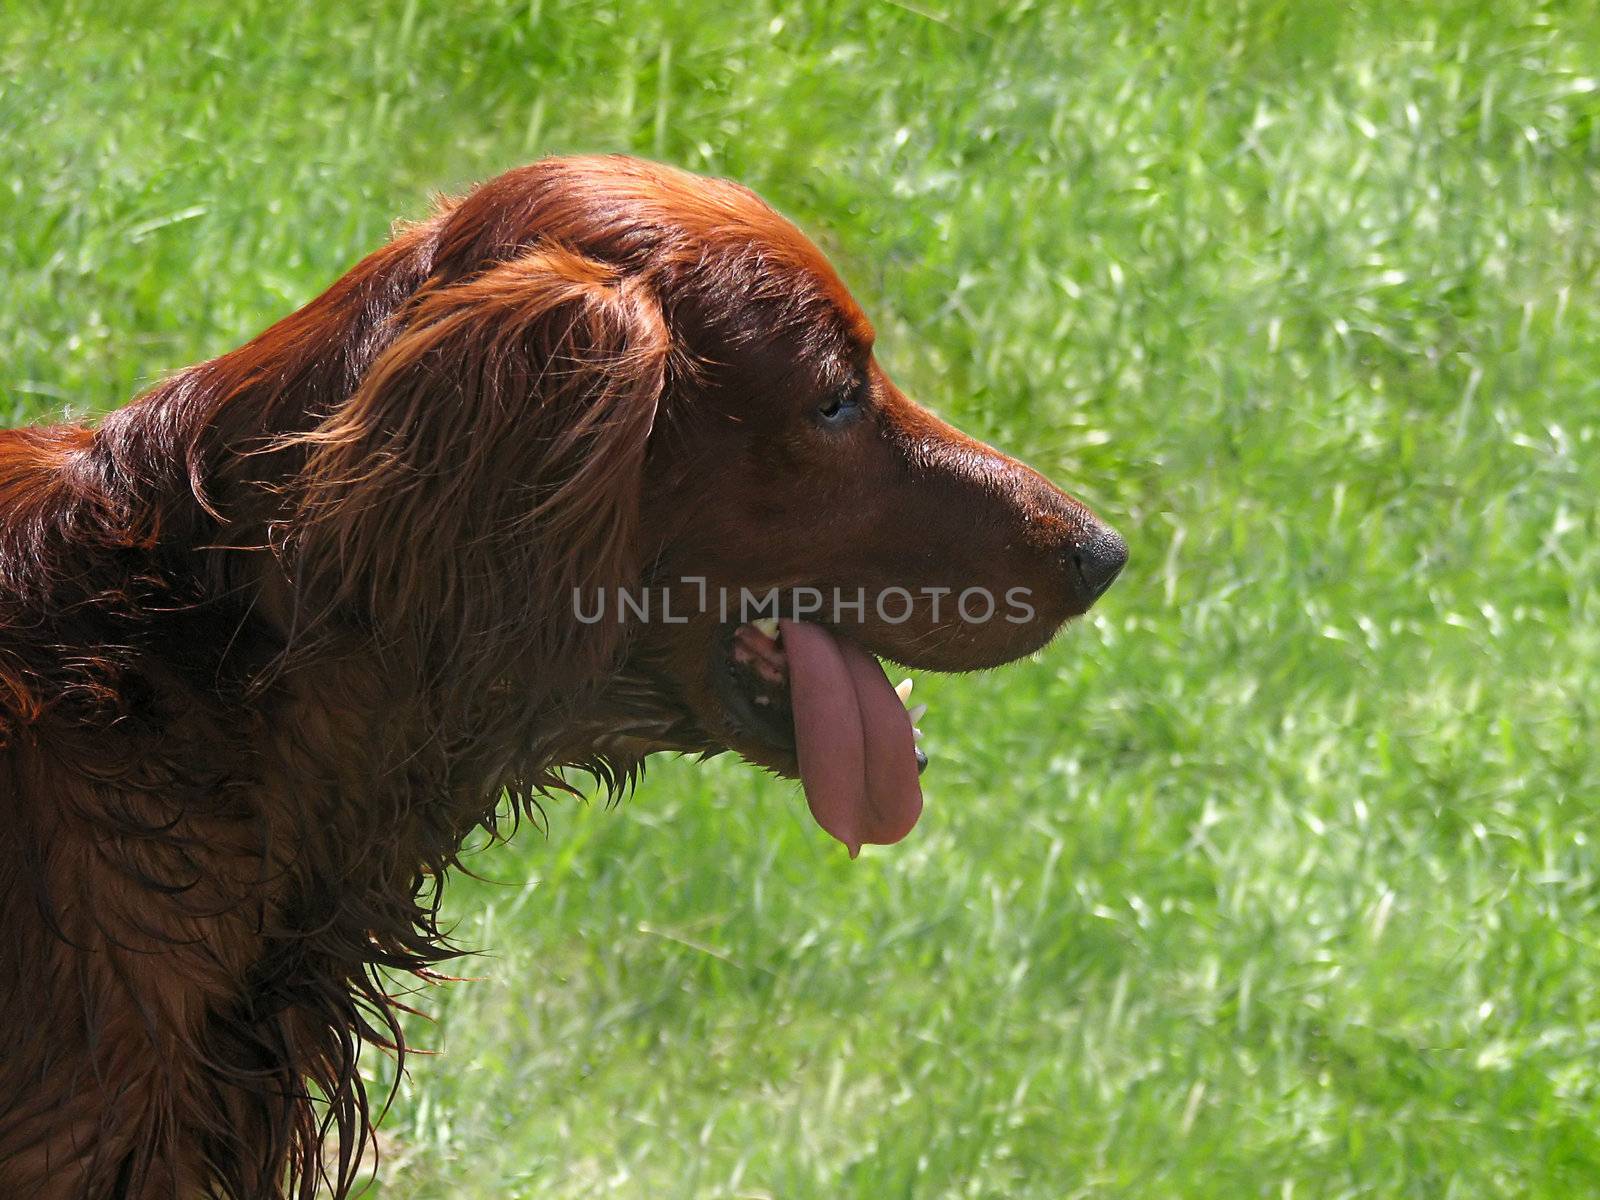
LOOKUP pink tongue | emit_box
[780,619,923,858]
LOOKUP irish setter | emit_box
[0,156,1125,1199]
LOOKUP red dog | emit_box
[0,157,1124,1199]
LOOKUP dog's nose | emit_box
[1069,522,1127,603]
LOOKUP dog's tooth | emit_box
[907,703,927,724]
[912,726,923,741]
[752,617,780,639]
[895,678,914,704]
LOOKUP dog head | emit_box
[284,156,1125,852]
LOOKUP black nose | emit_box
[1070,523,1128,603]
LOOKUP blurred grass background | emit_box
[4,1,1600,1196]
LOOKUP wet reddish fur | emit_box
[0,160,707,1200]
[0,156,1108,1199]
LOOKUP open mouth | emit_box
[712,618,927,857]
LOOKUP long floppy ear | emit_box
[282,245,667,709]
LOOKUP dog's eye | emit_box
[816,377,866,427]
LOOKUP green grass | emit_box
[5,1,1600,1196]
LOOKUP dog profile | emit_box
[0,156,1124,1199]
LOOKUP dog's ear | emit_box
[283,246,667,706]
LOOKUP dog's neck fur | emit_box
[0,226,658,1199]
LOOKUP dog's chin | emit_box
[589,611,1083,857]
[691,614,1074,774]
[615,607,1075,787]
